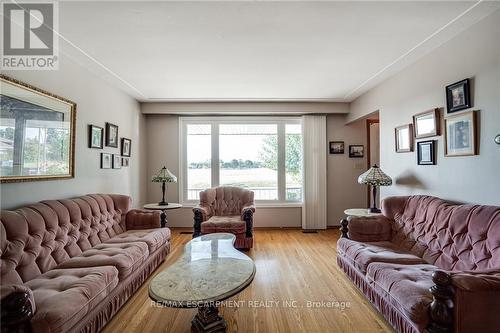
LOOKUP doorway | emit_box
[366,117,380,208]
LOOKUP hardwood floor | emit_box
[102,229,394,333]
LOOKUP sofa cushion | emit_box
[26,266,118,333]
[56,242,148,280]
[201,216,246,234]
[337,238,427,273]
[105,228,171,253]
[366,263,437,330]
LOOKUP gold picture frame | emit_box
[0,75,77,183]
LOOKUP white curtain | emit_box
[302,115,327,230]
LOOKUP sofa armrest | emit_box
[449,272,500,333]
[241,204,255,219]
[126,209,161,230]
[1,285,35,332]
[341,215,392,242]
[241,205,255,238]
[192,205,211,238]
[381,196,409,220]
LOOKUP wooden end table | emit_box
[143,203,182,228]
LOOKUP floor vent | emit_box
[180,231,192,235]
[302,229,318,234]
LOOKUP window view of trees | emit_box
[185,121,303,202]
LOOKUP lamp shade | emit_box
[152,166,177,183]
[358,164,392,187]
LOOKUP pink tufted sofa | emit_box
[337,195,500,333]
[0,194,171,333]
[192,186,255,249]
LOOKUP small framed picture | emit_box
[122,158,129,167]
[121,138,131,157]
[112,154,121,169]
[445,111,477,157]
[100,153,112,169]
[329,141,344,154]
[105,122,119,148]
[413,108,440,139]
[417,140,436,165]
[395,124,413,153]
[88,125,103,149]
[349,145,364,158]
[446,79,471,114]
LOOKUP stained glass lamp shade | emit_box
[152,166,177,205]
[358,165,392,213]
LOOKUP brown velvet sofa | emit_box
[337,195,500,333]
[0,194,171,333]
[192,186,255,249]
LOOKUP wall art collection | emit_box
[89,123,131,169]
[395,77,478,165]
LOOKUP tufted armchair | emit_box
[192,186,255,249]
[337,195,500,333]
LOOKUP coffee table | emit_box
[149,233,255,332]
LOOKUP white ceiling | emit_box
[57,1,500,102]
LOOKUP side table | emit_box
[340,208,382,238]
[143,203,182,228]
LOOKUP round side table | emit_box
[340,208,382,238]
[143,203,182,228]
[344,208,382,218]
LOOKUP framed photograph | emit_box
[121,138,131,157]
[112,154,121,169]
[0,75,76,183]
[101,153,112,169]
[349,145,364,158]
[329,141,344,154]
[445,111,477,157]
[122,158,129,167]
[88,125,103,149]
[417,140,436,165]
[413,108,440,139]
[446,79,471,114]
[395,124,413,153]
[105,122,119,147]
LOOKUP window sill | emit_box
[180,202,303,208]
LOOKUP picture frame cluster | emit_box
[88,122,131,169]
[329,141,365,158]
[394,78,478,165]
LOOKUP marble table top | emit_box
[344,208,382,217]
[149,233,255,308]
[144,203,183,210]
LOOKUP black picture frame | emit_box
[100,153,112,169]
[105,122,119,148]
[349,145,364,158]
[88,124,103,149]
[329,141,345,154]
[121,138,131,157]
[417,140,436,165]
[446,79,471,114]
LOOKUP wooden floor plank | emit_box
[102,229,394,333]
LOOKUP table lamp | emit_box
[358,164,392,213]
[152,166,177,205]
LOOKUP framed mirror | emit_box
[0,75,76,183]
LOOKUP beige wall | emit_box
[327,115,369,226]
[145,113,367,227]
[349,10,500,205]
[1,55,147,209]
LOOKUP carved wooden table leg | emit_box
[191,306,227,333]
[427,271,453,333]
[160,210,167,228]
[340,218,349,238]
